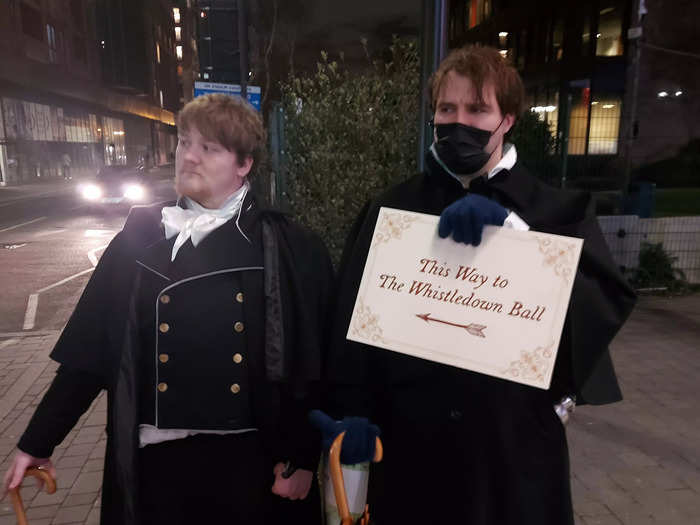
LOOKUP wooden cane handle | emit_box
[9,467,57,525]
[328,432,383,525]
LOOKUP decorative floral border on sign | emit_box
[350,299,387,344]
[501,340,555,387]
[372,211,419,247]
[535,237,577,281]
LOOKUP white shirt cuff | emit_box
[503,211,530,231]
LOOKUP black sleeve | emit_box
[17,366,103,458]
[323,201,378,420]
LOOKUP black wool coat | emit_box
[50,195,334,525]
[326,160,636,525]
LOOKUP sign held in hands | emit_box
[347,207,583,389]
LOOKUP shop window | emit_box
[175,26,182,42]
[21,2,43,41]
[596,3,624,56]
[588,97,621,154]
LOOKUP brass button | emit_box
[235,292,244,303]
[234,321,244,333]
[157,382,168,392]
[160,294,170,304]
[230,383,241,394]
[159,322,170,333]
[159,353,169,363]
[233,353,243,364]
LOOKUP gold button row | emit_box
[160,294,170,304]
[236,292,244,303]
[159,353,169,363]
[157,382,242,394]
[234,321,244,333]
[233,353,243,364]
[159,323,169,333]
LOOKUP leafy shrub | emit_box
[280,37,420,265]
[630,242,687,292]
[634,139,700,188]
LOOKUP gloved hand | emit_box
[438,194,508,246]
[309,410,380,465]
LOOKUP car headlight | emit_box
[81,184,102,201]
[124,184,145,201]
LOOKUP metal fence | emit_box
[599,215,700,284]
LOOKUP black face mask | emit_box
[431,120,502,176]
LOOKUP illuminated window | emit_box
[596,3,624,56]
[176,45,183,61]
[465,0,491,29]
[159,90,164,108]
[173,7,181,24]
[175,26,182,41]
[552,18,564,61]
[588,96,621,154]
[156,43,161,64]
[47,24,57,63]
[568,86,590,155]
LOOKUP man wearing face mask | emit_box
[3,94,333,524]
[324,46,636,524]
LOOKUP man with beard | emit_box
[3,94,332,524]
[325,45,636,524]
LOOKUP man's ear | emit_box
[236,155,254,179]
[501,113,516,135]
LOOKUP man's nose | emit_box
[455,110,476,127]
[183,147,199,164]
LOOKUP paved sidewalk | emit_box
[0,295,698,524]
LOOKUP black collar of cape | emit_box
[123,192,324,385]
[424,150,591,229]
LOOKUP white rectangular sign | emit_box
[347,207,584,389]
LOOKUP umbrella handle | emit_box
[9,467,57,525]
[328,431,383,525]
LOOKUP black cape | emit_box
[50,195,334,525]
[326,160,636,524]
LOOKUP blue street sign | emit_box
[193,82,262,111]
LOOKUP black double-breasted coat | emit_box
[48,194,334,524]
[326,160,636,524]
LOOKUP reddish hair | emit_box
[176,93,265,165]
[429,45,525,118]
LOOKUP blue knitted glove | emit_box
[309,410,380,465]
[438,194,508,246]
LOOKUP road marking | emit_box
[0,216,47,234]
[0,338,19,350]
[23,268,95,330]
[88,243,109,267]
[84,229,114,237]
[23,295,39,330]
[34,228,67,237]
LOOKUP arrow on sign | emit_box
[415,313,486,338]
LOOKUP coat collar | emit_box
[136,193,262,282]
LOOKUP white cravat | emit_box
[161,183,248,261]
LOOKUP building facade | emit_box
[447,0,700,187]
[0,0,180,185]
[194,0,249,85]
